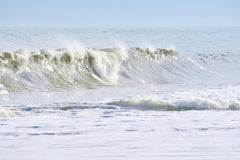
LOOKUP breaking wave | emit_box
[107,98,240,111]
[0,47,238,91]
[1,97,240,117]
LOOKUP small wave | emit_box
[0,102,121,117]
[1,97,239,117]
[107,98,240,111]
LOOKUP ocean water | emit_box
[0,27,240,160]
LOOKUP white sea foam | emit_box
[0,107,23,117]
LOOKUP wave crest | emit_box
[0,47,207,90]
[108,98,240,111]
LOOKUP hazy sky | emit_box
[0,0,239,27]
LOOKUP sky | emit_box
[0,0,239,27]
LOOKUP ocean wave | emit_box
[0,47,233,91]
[107,98,240,111]
[1,97,239,117]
